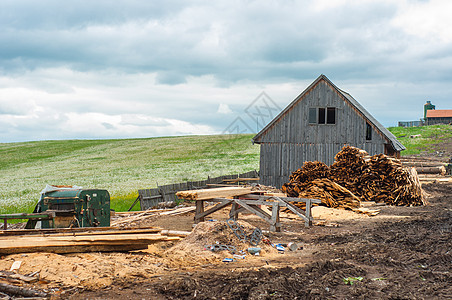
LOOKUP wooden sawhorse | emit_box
[194,194,321,232]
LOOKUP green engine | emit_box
[26,187,110,229]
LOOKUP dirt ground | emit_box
[2,180,447,299]
[1,152,450,299]
[61,180,450,300]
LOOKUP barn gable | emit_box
[252,75,405,188]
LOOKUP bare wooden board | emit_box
[0,234,180,255]
[176,187,253,200]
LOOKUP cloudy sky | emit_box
[0,0,451,142]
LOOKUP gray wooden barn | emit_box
[252,75,405,188]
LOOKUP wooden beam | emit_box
[241,194,322,204]
[176,187,253,200]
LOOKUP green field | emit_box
[1,125,450,215]
[0,134,259,214]
[388,124,452,155]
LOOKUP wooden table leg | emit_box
[305,198,312,227]
[270,203,281,232]
[230,202,239,220]
[194,200,205,224]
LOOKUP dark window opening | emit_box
[326,107,336,124]
[308,108,317,124]
[318,108,326,124]
[366,123,372,140]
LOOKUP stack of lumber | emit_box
[0,227,179,255]
[176,186,253,200]
[360,154,426,206]
[282,161,330,197]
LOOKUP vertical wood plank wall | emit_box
[257,80,388,188]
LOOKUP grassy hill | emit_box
[388,124,452,155]
[1,125,450,215]
[0,134,259,214]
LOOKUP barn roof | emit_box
[252,74,406,152]
[426,109,452,118]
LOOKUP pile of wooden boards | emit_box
[0,227,180,255]
[282,146,427,208]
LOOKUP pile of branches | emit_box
[329,146,370,196]
[283,161,329,197]
[360,154,426,205]
[290,178,361,209]
[282,146,426,208]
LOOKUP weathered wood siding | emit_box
[257,80,388,188]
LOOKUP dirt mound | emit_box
[0,251,164,290]
[164,220,278,267]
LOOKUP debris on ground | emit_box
[164,220,277,267]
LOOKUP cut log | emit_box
[415,166,446,175]
[176,187,253,201]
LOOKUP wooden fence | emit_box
[137,170,259,210]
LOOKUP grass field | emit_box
[388,124,452,155]
[1,125,450,215]
[0,134,259,214]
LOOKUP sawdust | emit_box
[164,220,278,267]
[0,251,164,289]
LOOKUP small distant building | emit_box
[423,100,452,125]
[424,101,435,118]
[425,109,452,125]
[398,120,422,127]
[252,75,405,188]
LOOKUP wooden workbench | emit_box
[193,194,321,232]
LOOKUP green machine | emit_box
[25,187,111,229]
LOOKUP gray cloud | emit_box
[0,1,451,142]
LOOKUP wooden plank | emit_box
[241,194,322,204]
[0,226,115,236]
[0,234,179,255]
[0,228,163,239]
[176,187,253,201]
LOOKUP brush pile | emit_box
[282,146,427,208]
[360,154,426,205]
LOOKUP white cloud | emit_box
[217,103,232,114]
[392,0,452,43]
